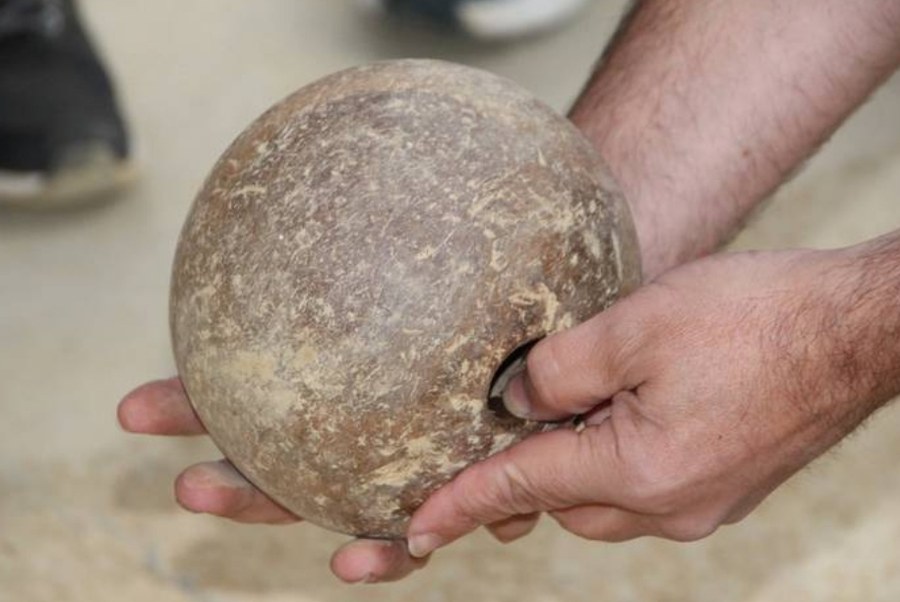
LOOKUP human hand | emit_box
[117,380,533,582]
[404,247,895,558]
[117,379,431,583]
[119,238,899,583]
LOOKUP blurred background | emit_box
[1,1,899,600]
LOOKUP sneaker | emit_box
[0,0,134,207]
[360,0,592,40]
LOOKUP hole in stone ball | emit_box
[486,338,542,420]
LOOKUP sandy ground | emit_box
[1,1,899,600]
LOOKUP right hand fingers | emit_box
[485,513,541,543]
[406,420,631,557]
[118,377,206,436]
[175,459,300,524]
[330,515,543,584]
[501,297,650,422]
[549,505,657,542]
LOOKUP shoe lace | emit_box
[0,0,64,39]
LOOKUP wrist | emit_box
[791,237,900,429]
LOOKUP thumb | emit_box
[406,420,627,558]
[503,300,645,422]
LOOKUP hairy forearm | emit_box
[782,229,900,448]
[825,230,900,422]
[571,0,900,279]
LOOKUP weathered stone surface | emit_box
[170,59,641,538]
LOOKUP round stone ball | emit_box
[170,59,641,538]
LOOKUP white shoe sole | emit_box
[458,0,591,39]
[0,148,137,209]
[356,0,591,39]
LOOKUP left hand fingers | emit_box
[330,539,428,584]
[175,459,300,524]
[118,377,206,436]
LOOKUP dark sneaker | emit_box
[360,0,591,40]
[0,0,134,207]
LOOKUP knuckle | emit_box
[450,459,540,525]
[571,522,627,543]
[658,513,720,542]
[551,509,639,543]
[495,460,543,514]
[487,514,539,544]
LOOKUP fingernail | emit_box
[351,573,376,585]
[502,373,532,419]
[407,533,443,558]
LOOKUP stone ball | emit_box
[170,59,641,538]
